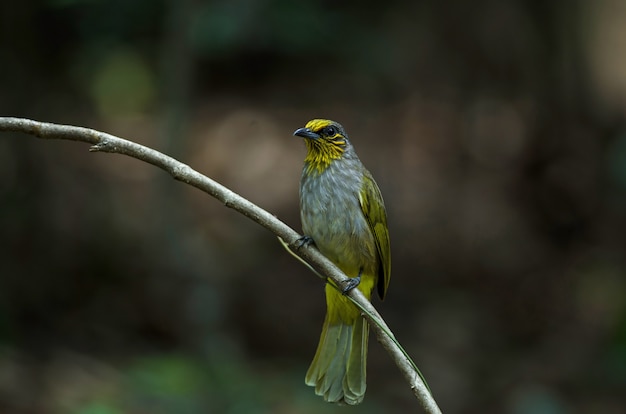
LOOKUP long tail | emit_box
[305,286,369,405]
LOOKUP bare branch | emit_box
[0,117,442,414]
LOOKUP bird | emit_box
[294,119,391,405]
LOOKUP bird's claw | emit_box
[295,235,315,249]
[341,276,361,294]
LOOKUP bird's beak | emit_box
[293,127,320,140]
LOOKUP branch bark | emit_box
[0,117,442,414]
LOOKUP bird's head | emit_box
[294,119,351,174]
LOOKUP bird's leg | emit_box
[295,235,315,249]
[342,267,362,294]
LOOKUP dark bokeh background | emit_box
[1,1,626,413]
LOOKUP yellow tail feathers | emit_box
[305,286,369,405]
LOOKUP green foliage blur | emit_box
[1,0,626,413]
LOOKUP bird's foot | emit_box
[341,276,361,294]
[295,235,315,249]
[342,269,363,294]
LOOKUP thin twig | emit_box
[0,117,442,414]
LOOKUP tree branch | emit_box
[0,117,442,414]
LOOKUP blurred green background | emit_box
[1,0,626,413]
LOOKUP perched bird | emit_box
[294,119,391,405]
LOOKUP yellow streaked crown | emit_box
[305,119,336,131]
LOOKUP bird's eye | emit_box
[325,126,336,136]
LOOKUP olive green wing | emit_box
[358,171,391,300]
